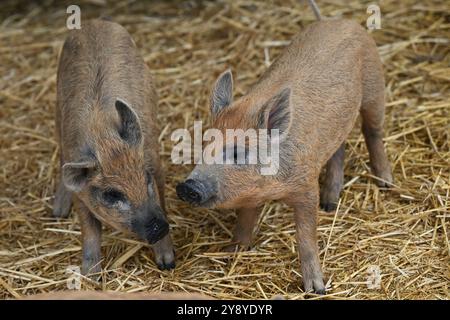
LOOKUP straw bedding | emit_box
[0,0,448,299]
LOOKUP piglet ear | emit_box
[210,69,233,117]
[115,99,142,145]
[258,88,292,135]
[62,160,96,192]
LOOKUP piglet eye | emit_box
[102,189,125,204]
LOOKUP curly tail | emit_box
[307,0,322,21]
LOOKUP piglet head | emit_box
[62,99,169,244]
[177,70,292,209]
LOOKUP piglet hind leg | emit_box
[224,207,261,252]
[290,186,326,294]
[361,99,393,188]
[77,203,102,276]
[152,234,175,270]
[360,59,393,188]
[320,143,345,212]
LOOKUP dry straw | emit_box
[0,0,449,300]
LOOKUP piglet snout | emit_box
[144,217,169,244]
[176,179,213,205]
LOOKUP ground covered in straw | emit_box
[0,0,448,300]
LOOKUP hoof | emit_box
[314,288,326,295]
[375,179,394,188]
[374,170,394,188]
[81,262,101,276]
[303,275,326,295]
[320,201,337,212]
[223,243,250,253]
[155,249,176,271]
[157,260,176,270]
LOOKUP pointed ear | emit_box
[258,88,292,135]
[210,69,233,117]
[115,99,142,145]
[62,160,96,192]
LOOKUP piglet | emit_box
[54,19,174,274]
[177,3,393,293]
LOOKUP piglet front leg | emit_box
[224,207,261,252]
[153,234,175,270]
[152,179,175,270]
[53,154,73,218]
[77,202,102,275]
[290,185,326,294]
